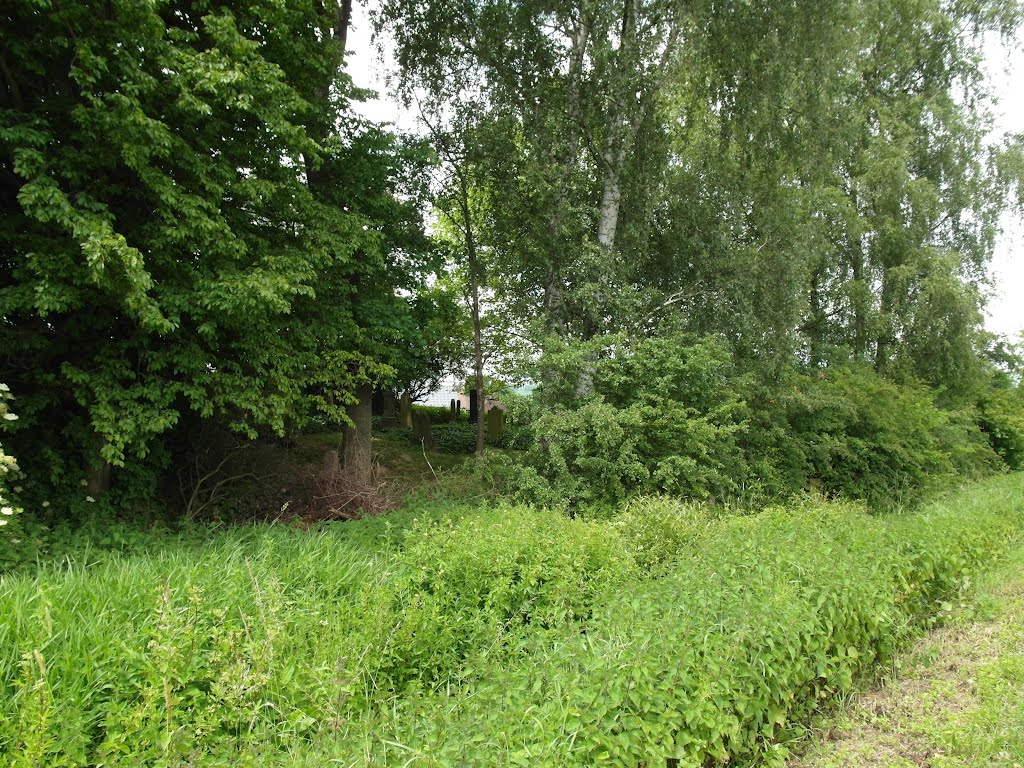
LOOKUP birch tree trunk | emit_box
[459,171,486,455]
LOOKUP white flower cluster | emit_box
[0,384,23,530]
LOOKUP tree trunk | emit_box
[596,0,635,253]
[597,143,625,250]
[808,265,824,368]
[875,266,895,373]
[541,8,591,334]
[85,432,112,498]
[851,231,867,362]
[459,172,486,455]
[342,383,373,483]
[305,2,373,480]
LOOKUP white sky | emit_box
[346,8,1023,340]
[982,33,1024,341]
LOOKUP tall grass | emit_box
[1,475,1022,767]
[0,525,383,766]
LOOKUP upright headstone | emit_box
[469,389,479,424]
[399,391,413,429]
[381,392,398,428]
[487,407,505,444]
[450,398,457,418]
[412,411,434,449]
[322,450,340,476]
[456,400,462,416]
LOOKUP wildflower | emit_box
[42,501,50,508]
[0,519,7,526]
[2,413,16,421]
[1,507,13,515]
[80,479,88,487]
[85,496,95,503]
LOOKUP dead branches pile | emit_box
[303,454,397,524]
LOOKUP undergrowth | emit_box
[0,474,1021,766]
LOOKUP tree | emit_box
[389,279,473,403]
[0,0,416,501]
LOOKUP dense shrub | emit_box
[0,503,633,764]
[0,387,24,569]
[490,393,537,450]
[352,507,636,691]
[411,404,463,424]
[613,496,712,572]
[523,336,1002,510]
[979,387,1024,469]
[523,335,749,509]
[429,420,478,453]
[2,476,1021,766]
[781,367,1000,507]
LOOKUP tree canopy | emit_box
[0,0,434,497]
[1,0,1021,517]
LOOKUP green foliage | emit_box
[1,508,201,575]
[0,385,23,558]
[0,0,430,514]
[613,496,712,573]
[299,474,1024,767]
[354,507,636,692]
[391,279,473,401]
[3,0,1016,524]
[429,421,478,453]
[523,335,749,509]
[979,386,1024,470]
[518,337,1001,511]
[410,404,464,425]
[0,501,634,763]
[781,367,1000,507]
[1,476,1023,765]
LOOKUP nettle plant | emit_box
[0,384,22,532]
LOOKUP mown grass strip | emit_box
[788,536,1024,768]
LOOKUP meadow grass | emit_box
[0,473,1022,767]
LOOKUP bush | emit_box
[419,407,534,454]
[352,507,636,691]
[0,503,635,763]
[411,404,463,425]
[612,496,712,573]
[780,367,999,507]
[523,337,1002,510]
[522,335,749,509]
[489,393,536,450]
[429,421,478,453]
[0,385,24,568]
[979,387,1024,469]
